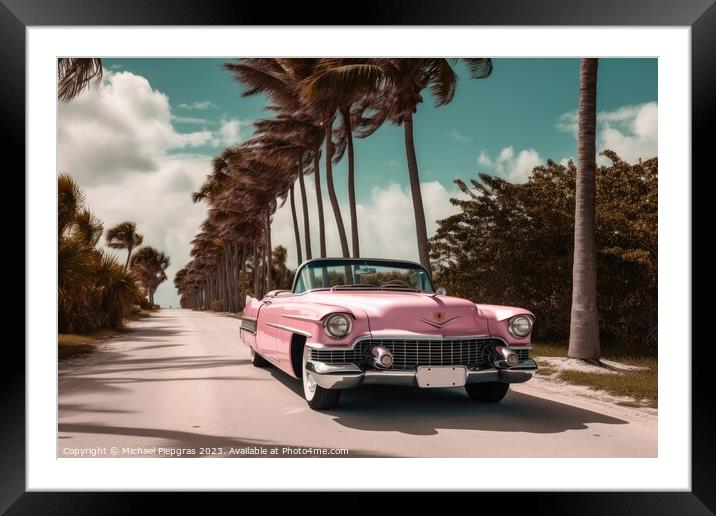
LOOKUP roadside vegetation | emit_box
[432,154,657,352]
[58,174,170,356]
[532,342,657,407]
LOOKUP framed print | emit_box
[6,0,713,512]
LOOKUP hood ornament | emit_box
[418,314,460,328]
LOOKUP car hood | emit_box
[302,290,489,337]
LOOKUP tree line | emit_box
[431,152,657,349]
[172,58,492,312]
[58,174,170,334]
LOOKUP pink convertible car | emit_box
[240,258,537,410]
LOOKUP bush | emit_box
[58,174,146,334]
[209,300,224,312]
[431,152,657,350]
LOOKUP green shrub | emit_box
[431,152,657,350]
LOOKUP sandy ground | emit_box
[536,356,649,374]
[58,309,657,458]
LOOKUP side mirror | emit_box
[436,287,447,296]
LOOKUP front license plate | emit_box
[416,366,467,388]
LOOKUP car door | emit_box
[255,299,280,363]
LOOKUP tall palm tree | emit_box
[568,58,600,361]
[224,59,329,258]
[300,59,387,257]
[58,58,102,102]
[367,58,492,272]
[106,221,144,269]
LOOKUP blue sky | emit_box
[104,57,656,195]
[61,58,657,306]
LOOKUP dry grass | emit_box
[559,369,657,408]
[58,330,116,360]
[59,310,153,360]
[531,341,658,407]
[125,309,153,321]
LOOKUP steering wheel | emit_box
[381,279,412,288]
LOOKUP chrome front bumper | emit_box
[304,358,538,390]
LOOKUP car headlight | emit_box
[508,315,532,338]
[324,313,352,339]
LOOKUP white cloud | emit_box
[172,115,210,124]
[83,155,210,308]
[172,130,214,148]
[599,102,657,163]
[271,179,467,269]
[477,151,493,168]
[177,100,218,110]
[58,69,219,306]
[555,101,658,163]
[58,70,216,186]
[476,146,543,183]
[211,118,244,147]
[448,130,472,143]
[555,111,578,134]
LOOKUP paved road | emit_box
[58,310,656,458]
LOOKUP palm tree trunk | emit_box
[265,210,272,292]
[313,149,327,257]
[289,185,303,265]
[253,241,259,298]
[218,260,225,310]
[403,112,431,272]
[341,107,360,257]
[238,244,245,310]
[568,58,601,362]
[224,246,233,312]
[324,120,350,257]
[125,245,133,270]
[297,152,312,261]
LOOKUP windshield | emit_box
[292,260,434,294]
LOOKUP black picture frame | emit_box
[6,0,712,512]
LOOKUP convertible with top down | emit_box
[240,258,537,410]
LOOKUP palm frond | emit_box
[301,62,388,107]
[58,173,84,236]
[463,58,493,79]
[424,59,458,107]
[73,209,104,247]
[58,58,103,102]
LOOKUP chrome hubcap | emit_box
[304,366,316,393]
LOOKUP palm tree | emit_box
[252,115,323,260]
[368,58,492,272]
[224,59,329,258]
[130,246,170,306]
[568,58,600,362]
[300,59,387,257]
[58,174,142,333]
[58,58,102,102]
[106,222,144,269]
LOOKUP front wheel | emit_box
[302,348,341,410]
[465,382,510,403]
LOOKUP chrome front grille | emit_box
[311,338,524,370]
[515,348,530,361]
